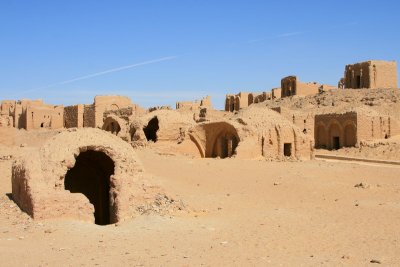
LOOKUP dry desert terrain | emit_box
[0,129,399,266]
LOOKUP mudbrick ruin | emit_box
[1,59,400,227]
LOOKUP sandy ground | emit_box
[0,137,400,266]
[314,135,400,162]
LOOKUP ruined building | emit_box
[0,99,63,130]
[11,128,157,225]
[344,60,398,89]
[314,107,400,150]
[225,91,272,112]
[186,106,313,160]
[64,95,143,129]
[176,96,212,110]
[0,100,15,127]
[281,76,337,98]
[281,76,321,98]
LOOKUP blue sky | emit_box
[1,1,399,109]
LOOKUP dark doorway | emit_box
[333,136,340,150]
[103,120,121,135]
[143,117,159,142]
[64,151,114,225]
[284,143,292,157]
[356,75,361,88]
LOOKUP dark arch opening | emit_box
[103,119,121,135]
[64,150,114,225]
[211,133,239,159]
[143,117,159,142]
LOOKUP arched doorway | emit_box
[329,122,342,150]
[102,118,121,135]
[212,133,239,158]
[248,94,254,105]
[143,117,159,142]
[230,96,235,112]
[344,123,356,147]
[315,124,328,148]
[64,150,115,225]
[234,96,240,111]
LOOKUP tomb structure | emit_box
[187,106,313,160]
[0,99,64,130]
[225,91,272,112]
[64,95,144,129]
[11,128,155,225]
[314,107,400,149]
[344,60,398,89]
[281,76,320,97]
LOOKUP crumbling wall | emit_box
[6,99,64,130]
[225,92,270,112]
[297,81,320,96]
[281,76,320,97]
[64,104,84,128]
[83,104,95,128]
[25,105,64,130]
[319,84,337,93]
[281,76,297,97]
[176,96,213,110]
[13,100,44,129]
[271,88,282,99]
[0,100,15,127]
[102,115,129,141]
[130,110,196,143]
[94,95,136,128]
[272,107,314,138]
[187,107,313,160]
[357,114,396,141]
[344,60,398,89]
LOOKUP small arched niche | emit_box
[102,118,121,135]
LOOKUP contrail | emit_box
[247,31,304,44]
[23,56,177,93]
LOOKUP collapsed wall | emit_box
[130,109,196,143]
[11,128,155,225]
[176,96,212,110]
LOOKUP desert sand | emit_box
[0,129,399,266]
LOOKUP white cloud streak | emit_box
[276,31,304,38]
[22,56,177,94]
[247,31,304,44]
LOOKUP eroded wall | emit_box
[281,76,320,97]
[176,96,212,110]
[64,104,84,128]
[25,105,64,130]
[344,60,398,89]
